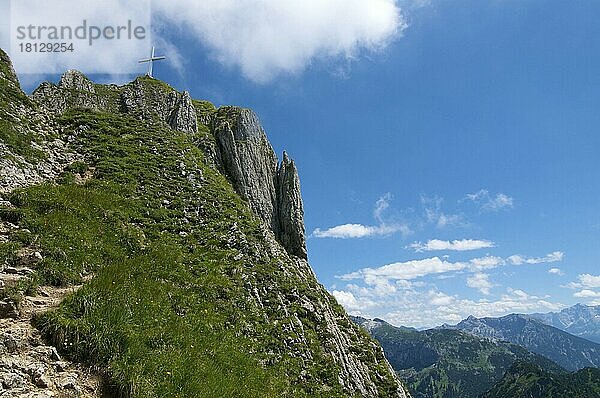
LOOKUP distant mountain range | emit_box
[351,316,563,398]
[481,361,600,398]
[531,303,600,344]
[443,313,600,371]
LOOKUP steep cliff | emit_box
[209,106,307,259]
[0,48,408,397]
[276,151,306,259]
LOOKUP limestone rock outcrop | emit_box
[276,152,307,259]
[31,70,100,114]
[59,70,95,92]
[0,52,82,194]
[120,78,198,134]
[167,91,198,134]
[211,107,306,259]
[33,72,198,134]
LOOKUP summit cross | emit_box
[138,46,166,78]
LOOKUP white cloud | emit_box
[548,268,564,276]
[340,251,563,285]
[10,0,404,83]
[574,290,600,298]
[374,193,392,223]
[566,274,600,289]
[467,273,493,295]
[333,249,567,327]
[408,239,494,252]
[9,0,151,75]
[507,251,564,265]
[312,193,411,239]
[421,195,465,228]
[312,223,400,239]
[436,213,464,228]
[154,0,405,83]
[465,189,514,212]
[332,290,362,311]
[579,274,600,288]
[469,256,505,270]
[339,257,468,282]
[332,283,563,329]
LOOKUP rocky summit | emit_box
[0,48,409,397]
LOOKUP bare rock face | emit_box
[213,107,279,230]
[119,78,198,134]
[167,91,198,134]
[59,70,95,93]
[31,70,101,114]
[212,107,307,259]
[276,152,307,259]
[30,82,69,114]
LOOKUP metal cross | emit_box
[138,46,166,78]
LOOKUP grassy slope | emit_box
[0,102,398,397]
[0,50,45,162]
[367,323,562,398]
[482,362,600,398]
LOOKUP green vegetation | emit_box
[482,361,600,398]
[0,49,45,162]
[192,99,217,118]
[0,104,396,397]
[359,319,563,398]
[0,118,47,162]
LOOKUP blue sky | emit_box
[13,0,600,328]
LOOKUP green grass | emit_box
[0,118,47,162]
[0,105,397,397]
[0,52,46,162]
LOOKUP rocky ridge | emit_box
[30,69,306,259]
[0,61,81,194]
[531,303,600,344]
[211,106,307,259]
[444,313,600,371]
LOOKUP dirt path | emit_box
[0,221,102,397]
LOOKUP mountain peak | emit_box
[531,303,600,344]
[59,69,94,92]
[29,68,308,258]
[446,312,600,371]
